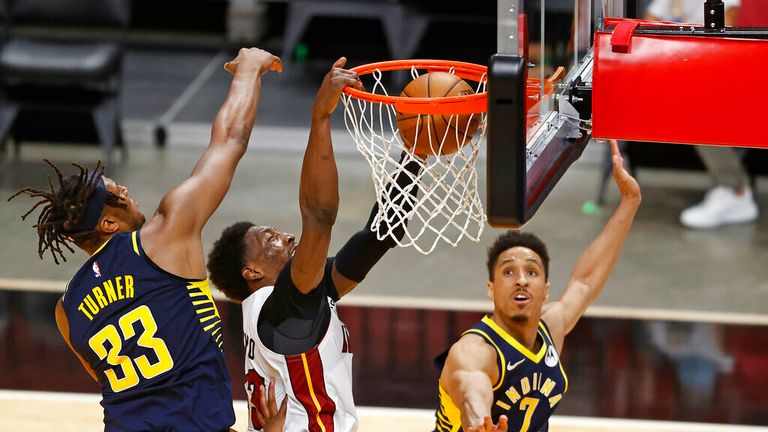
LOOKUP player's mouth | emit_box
[290,243,298,258]
[513,291,531,306]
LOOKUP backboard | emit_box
[487,0,625,228]
[487,0,768,228]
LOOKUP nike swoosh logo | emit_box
[507,359,525,372]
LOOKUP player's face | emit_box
[244,225,297,278]
[102,176,146,231]
[487,246,549,325]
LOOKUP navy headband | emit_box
[72,175,107,233]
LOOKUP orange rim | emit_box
[343,59,488,115]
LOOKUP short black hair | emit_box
[207,221,255,302]
[486,231,550,281]
[9,160,122,264]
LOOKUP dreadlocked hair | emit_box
[7,159,121,264]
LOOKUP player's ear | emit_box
[545,281,550,300]
[487,280,494,302]
[98,216,120,235]
[242,266,264,282]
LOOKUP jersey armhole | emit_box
[462,329,506,391]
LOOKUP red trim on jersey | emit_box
[286,347,337,432]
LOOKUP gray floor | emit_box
[1,47,767,316]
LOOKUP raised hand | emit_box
[312,57,364,119]
[224,47,282,76]
[610,139,641,203]
[466,415,508,432]
[253,377,288,432]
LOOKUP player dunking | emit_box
[206,57,422,432]
[434,140,641,432]
[9,48,281,431]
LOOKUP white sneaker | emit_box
[680,186,759,229]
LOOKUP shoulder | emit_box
[445,333,498,372]
[541,302,567,351]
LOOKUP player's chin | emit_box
[510,313,529,324]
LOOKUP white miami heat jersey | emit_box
[242,286,357,432]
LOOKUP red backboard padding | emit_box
[593,20,768,148]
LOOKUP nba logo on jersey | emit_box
[545,345,559,367]
[92,261,102,278]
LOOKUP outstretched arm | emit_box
[142,48,281,278]
[290,58,363,293]
[543,140,641,350]
[441,335,500,429]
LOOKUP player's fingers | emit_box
[254,388,268,426]
[333,57,347,69]
[483,416,494,431]
[497,415,508,432]
[610,140,625,168]
[278,395,288,416]
[270,57,283,74]
[267,377,278,415]
[258,384,270,418]
[224,61,237,75]
[345,76,364,91]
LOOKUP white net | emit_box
[342,65,488,255]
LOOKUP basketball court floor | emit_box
[1,47,767,430]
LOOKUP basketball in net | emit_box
[396,72,481,156]
[342,60,488,255]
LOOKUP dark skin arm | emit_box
[55,297,99,383]
[290,57,363,293]
[331,265,362,299]
[141,48,281,279]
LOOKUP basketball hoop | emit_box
[342,60,488,255]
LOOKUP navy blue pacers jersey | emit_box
[61,231,235,432]
[435,316,568,432]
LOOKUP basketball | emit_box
[395,72,481,156]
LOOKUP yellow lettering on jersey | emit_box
[92,287,108,308]
[501,372,562,410]
[540,378,556,397]
[83,295,99,314]
[505,386,521,404]
[78,303,94,320]
[495,400,512,410]
[103,280,117,302]
[125,275,134,298]
[116,276,124,299]
[520,377,531,395]
[76,274,137,320]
